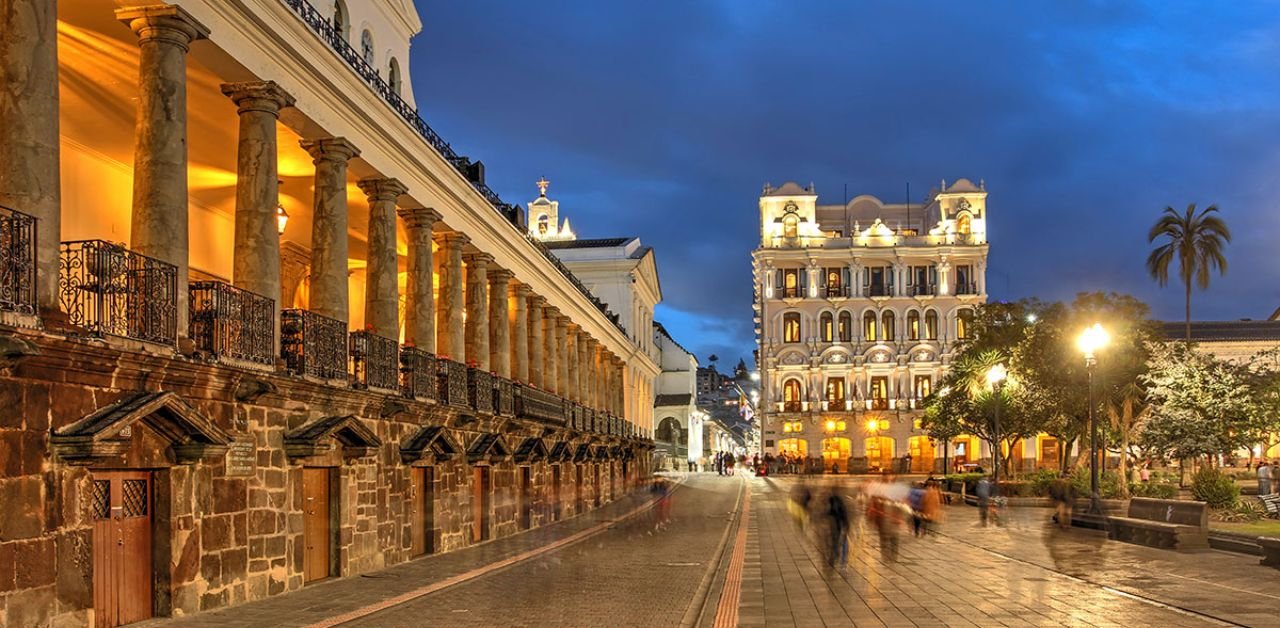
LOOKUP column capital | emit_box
[117,5,209,48]
[543,305,561,318]
[488,268,515,284]
[300,137,360,164]
[513,283,532,298]
[462,251,495,266]
[220,81,295,116]
[357,177,408,202]
[436,231,470,248]
[530,294,547,307]
[396,207,442,230]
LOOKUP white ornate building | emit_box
[752,180,990,472]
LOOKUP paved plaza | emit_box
[141,473,1280,627]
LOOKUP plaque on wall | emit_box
[225,440,256,476]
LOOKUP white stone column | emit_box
[118,5,210,339]
[488,268,513,378]
[512,284,530,382]
[463,251,492,369]
[528,295,546,387]
[556,317,570,396]
[543,306,560,394]
[435,232,468,360]
[300,138,359,324]
[0,0,60,313]
[357,177,406,339]
[397,207,441,351]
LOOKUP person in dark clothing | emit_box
[824,487,850,569]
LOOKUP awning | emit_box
[51,391,231,465]
[399,425,460,464]
[513,437,549,463]
[573,444,592,463]
[285,415,382,459]
[466,433,512,464]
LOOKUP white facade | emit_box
[653,324,699,465]
[753,180,991,472]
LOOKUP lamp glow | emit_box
[866,418,878,432]
[986,363,1007,389]
[276,204,289,235]
[1077,323,1110,358]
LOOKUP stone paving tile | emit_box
[748,477,1236,627]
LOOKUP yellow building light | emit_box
[866,418,878,432]
[879,419,890,431]
[782,423,792,433]
[836,420,847,431]
[825,420,836,432]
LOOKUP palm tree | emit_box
[1146,204,1231,342]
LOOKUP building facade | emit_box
[0,1,653,626]
[752,180,990,473]
[653,323,700,469]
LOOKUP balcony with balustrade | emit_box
[0,206,36,320]
[190,281,275,369]
[59,240,178,346]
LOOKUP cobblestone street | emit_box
[140,473,1280,627]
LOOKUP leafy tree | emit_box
[1140,342,1255,465]
[1146,204,1231,342]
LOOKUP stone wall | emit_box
[0,327,650,627]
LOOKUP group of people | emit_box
[788,473,946,570]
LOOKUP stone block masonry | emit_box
[0,326,650,627]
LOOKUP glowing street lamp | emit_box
[1078,323,1110,514]
[987,363,1008,487]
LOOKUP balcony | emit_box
[910,284,937,297]
[870,398,889,411]
[467,368,495,415]
[863,285,892,297]
[399,347,438,401]
[493,377,515,416]
[0,206,36,316]
[779,400,808,413]
[516,384,567,425]
[281,308,347,380]
[437,359,469,407]
[778,287,801,299]
[824,286,850,298]
[822,399,853,412]
[59,240,177,346]
[350,330,399,391]
[189,281,275,368]
[955,282,978,295]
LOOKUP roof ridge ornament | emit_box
[536,175,550,197]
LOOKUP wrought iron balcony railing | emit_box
[493,377,515,416]
[515,385,566,425]
[350,330,399,391]
[59,240,177,345]
[280,0,629,339]
[910,284,937,296]
[468,368,495,415]
[399,346,438,401]
[190,281,275,367]
[824,286,850,298]
[280,308,347,380]
[0,206,36,316]
[863,285,892,297]
[437,359,469,407]
[954,281,978,295]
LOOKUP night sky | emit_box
[410,1,1280,366]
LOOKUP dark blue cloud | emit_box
[410,1,1280,364]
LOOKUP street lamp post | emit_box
[986,364,1008,489]
[1077,323,1110,515]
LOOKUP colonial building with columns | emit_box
[753,180,992,473]
[0,1,652,625]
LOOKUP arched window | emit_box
[925,310,939,340]
[957,213,972,235]
[388,57,402,96]
[863,312,877,341]
[819,312,834,342]
[837,311,852,342]
[783,313,801,343]
[537,214,550,235]
[782,214,798,239]
[957,308,974,339]
[881,311,895,341]
[783,379,803,412]
[360,29,375,66]
[332,0,349,41]
[907,310,920,341]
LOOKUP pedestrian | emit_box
[789,480,813,532]
[921,479,943,536]
[976,475,993,527]
[1259,460,1274,496]
[1139,464,1151,483]
[904,452,913,474]
[824,486,850,569]
[1049,473,1074,529]
[908,483,925,537]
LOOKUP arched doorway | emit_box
[777,438,807,456]
[655,417,682,445]
[908,436,935,473]
[865,436,894,471]
[820,438,851,468]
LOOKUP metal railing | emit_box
[863,285,892,297]
[870,398,890,411]
[279,0,629,339]
[824,286,850,298]
[910,284,937,296]
[0,206,36,315]
[955,281,978,295]
[778,287,801,299]
[437,359,469,407]
[468,368,495,415]
[494,377,515,416]
[59,240,177,345]
[399,346,438,401]
[281,308,347,380]
[516,385,567,425]
[190,281,275,367]
[350,330,399,391]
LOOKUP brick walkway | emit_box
[141,474,1280,627]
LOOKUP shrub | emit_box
[997,481,1033,497]
[1070,467,1124,499]
[1027,469,1060,497]
[1211,498,1265,522]
[1129,482,1178,499]
[1191,467,1240,508]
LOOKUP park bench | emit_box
[1259,537,1280,570]
[1259,493,1280,518]
[1107,497,1208,550]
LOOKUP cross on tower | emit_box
[536,176,550,197]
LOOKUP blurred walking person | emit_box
[789,480,813,532]
[1049,473,1074,529]
[920,479,943,536]
[976,474,993,527]
[823,485,850,570]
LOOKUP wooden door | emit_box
[551,465,562,522]
[92,471,153,628]
[574,465,583,514]
[518,467,532,530]
[472,467,490,543]
[411,467,435,556]
[593,464,602,507]
[302,468,331,583]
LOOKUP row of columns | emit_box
[0,1,632,416]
